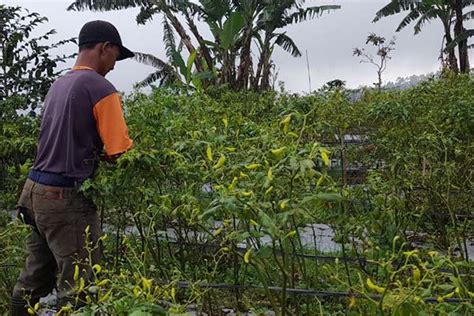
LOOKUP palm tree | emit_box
[68,0,340,90]
[252,0,340,90]
[374,0,459,71]
[449,0,473,72]
[68,0,208,84]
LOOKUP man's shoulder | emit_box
[76,70,116,92]
[55,70,117,104]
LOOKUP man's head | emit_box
[77,20,134,76]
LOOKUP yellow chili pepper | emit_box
[366,278,385,294]
[267,168,273,181]
[244,249,252,264]
[206,145,213,161]
[98,289,112,303]
[92,264,102,274]
[279,199,289,209]
[412,267,421,282]
[288,132,299,138]
[73,265,80,281]
[348,296,356,308]
[228,177,238,190]
[142,277,153,291]
[280,115,291,134]
[213,154,225,169]
[239,171,248,178]
[78,277,85,292]
[271,147,287,156]
[245,163,261,170]
[320,148,330,167]
[265,186,274,195]
[97,279,110,287]
[133,286,141,298]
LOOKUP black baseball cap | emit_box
[78,20,134,61]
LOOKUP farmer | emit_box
[10,20,134,315]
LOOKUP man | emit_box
[11,20,134,315]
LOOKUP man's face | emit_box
[98,42,120,76]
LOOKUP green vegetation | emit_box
[373,0,473,73]
[0,5,76,108]
[1,75,473,314]
[1,1,474,315]
[67,0,340,91]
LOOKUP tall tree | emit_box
[0,5,75,109]
[373,0,474,72]
[68,0,340,91]
[373,0,463,72]
[252,0,340,90]
[451,0,470,72]
[69,0,340,90]
[353,33,396,91]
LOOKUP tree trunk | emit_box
[253,34,271,91]
[376,69,382,92]
[185,14,214,75]
[261,55,272,91]
[236,27,253,90]
[164,8,204,73]
[443,21,459,72]
[453,0,470,72]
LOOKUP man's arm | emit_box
[93,92,133,162]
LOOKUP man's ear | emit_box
[99,42,110,55]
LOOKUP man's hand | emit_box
[100,152,124,164]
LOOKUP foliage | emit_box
[353,33,396,91]
[1,76,473,314]
[67,0,340,91]
[0,213,29,313]
[354,73,473,254]
[0,96,38,210]
[0,5,76,109]
[373,0,474,73]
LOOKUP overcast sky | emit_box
[4,0,474,93]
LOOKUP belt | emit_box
[28,170,81,188]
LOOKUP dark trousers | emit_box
[11,179,101,315]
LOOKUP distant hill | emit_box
[383,72,440,90]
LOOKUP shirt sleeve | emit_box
[93,92,133,156]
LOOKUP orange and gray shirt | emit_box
[32,66,133,181]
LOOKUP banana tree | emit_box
[252,0,340,90]
[68,0,208,75]
[374,0,474,73]
[68,0,240,88]
[68,0,341,91]
[449,0,473,72]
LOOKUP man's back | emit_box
[33,67,132,182]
